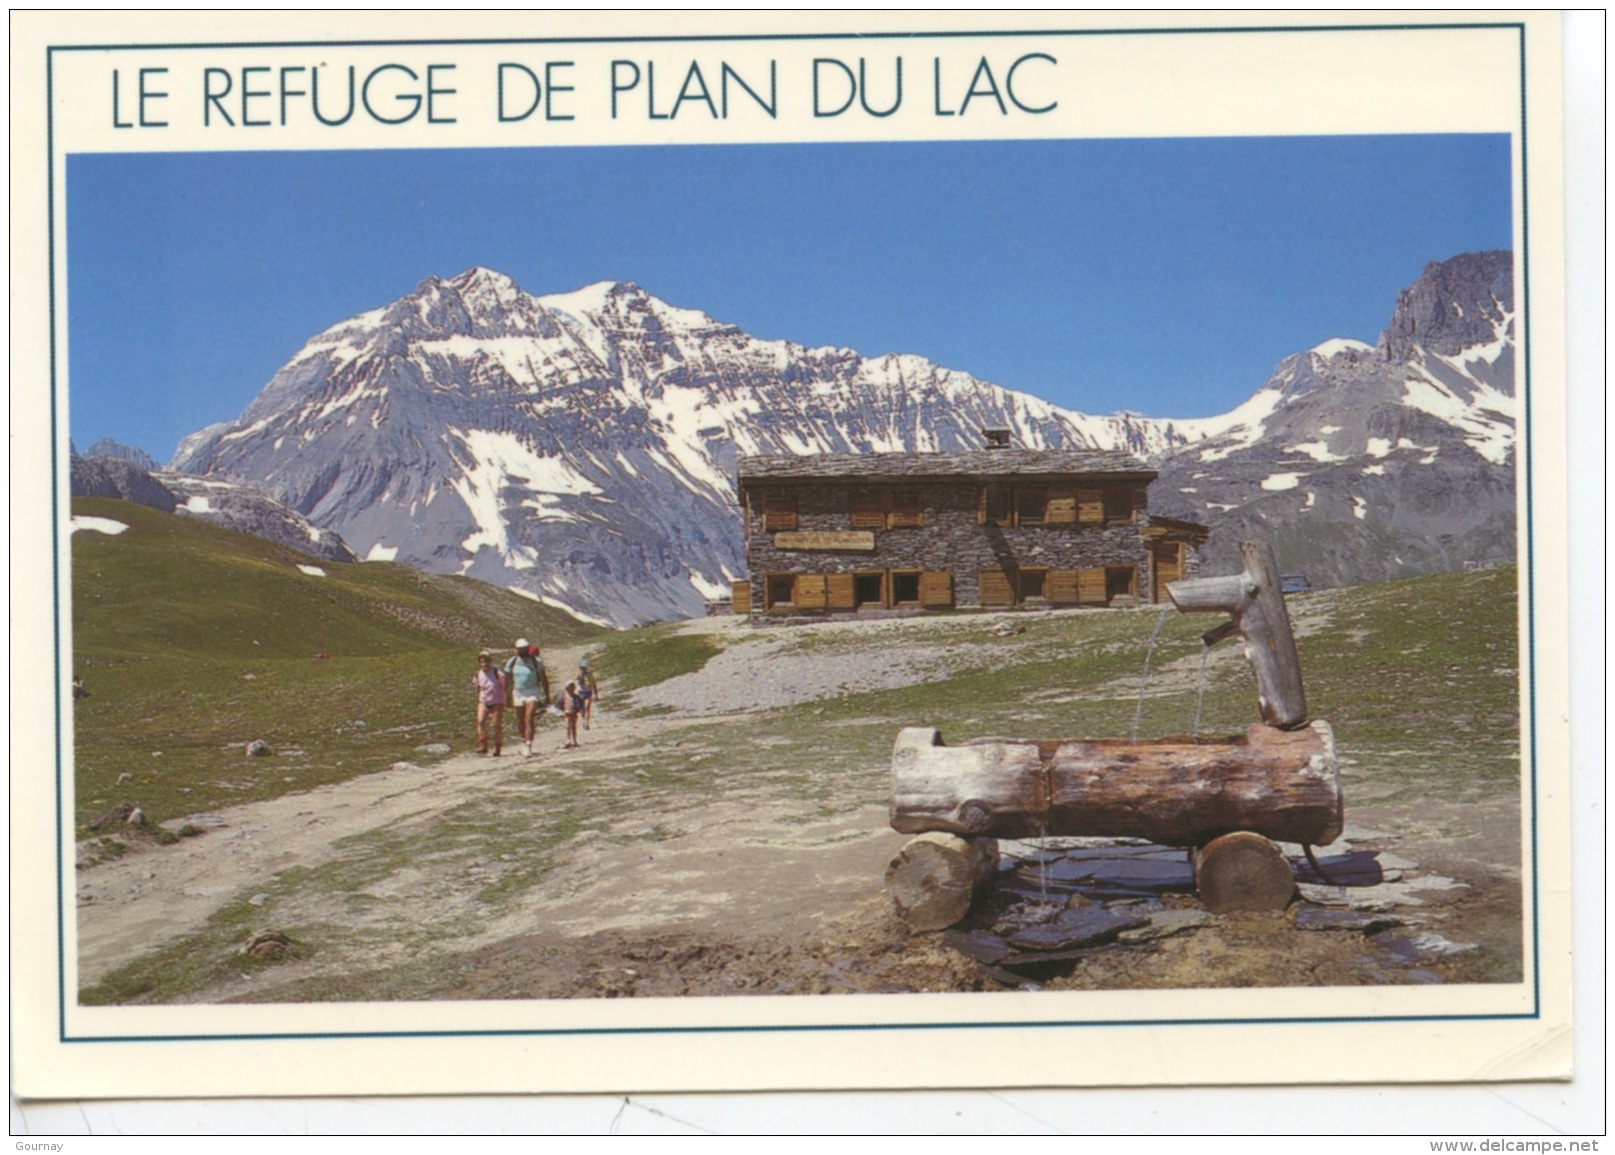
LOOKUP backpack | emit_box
[506,654,541,685]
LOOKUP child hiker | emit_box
[559,681,582,748]
[471,650,506,756]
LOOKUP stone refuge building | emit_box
[733,441,1208,617]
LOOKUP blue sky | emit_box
[66,135,1511,461]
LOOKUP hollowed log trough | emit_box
[890,721,1341,846]
[885,722,1341,929]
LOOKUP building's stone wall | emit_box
[742,479,1158,611]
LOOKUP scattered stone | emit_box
[941,928,1011,965]
[116,772,133,785]
[977,963,1042,990]
[245,739,271,757]
[241,930,294,959]
[992,901,1064,937]
[386,762,423,774]
[1372,930,1478,965]
[1007,905,1150,951]
[1298,874,1467,911]
[1089,858,1196,889]
[1293,907,1404,934]
[242,673,257,681]
[1117,909,1214,943]
[414,743,452,755]
[151,751,163,758]
[171,812,227,831]
[125,808,145,827]
[1017,857,1100,884]
[1066,892,1093,910]
[248,893,271,906]
[89,802,133,830]
[1294,850,1397,886]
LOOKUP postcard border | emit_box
[40,17,1548,1053]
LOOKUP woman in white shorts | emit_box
[502,638,550,757]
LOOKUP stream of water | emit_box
[1192,641,1212,740]
[1130,606,1173,743]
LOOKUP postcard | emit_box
[11,11,1575,1100]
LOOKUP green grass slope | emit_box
[70,498,606,831]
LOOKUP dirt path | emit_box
[76,637,908,995]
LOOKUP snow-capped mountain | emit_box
[170,252,1515,625]
[171,269,1195,625]
[1151,251,1516,584]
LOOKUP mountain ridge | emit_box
[168,252,1516,624]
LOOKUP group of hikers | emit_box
[470,637,598,757]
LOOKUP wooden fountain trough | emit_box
[885,541,1342,929]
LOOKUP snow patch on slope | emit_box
[448,428,604,556]
[70,516,128,536]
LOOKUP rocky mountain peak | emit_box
[1381,250,1514,362]
[85,438,160,471]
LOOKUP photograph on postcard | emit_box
[14,13,1573,1096]
[64,129,1526,1005]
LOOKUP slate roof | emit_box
[736,448,1156,483]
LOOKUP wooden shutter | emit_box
[979,568,1015,606]
[795,574,828,610]
[1077,488,1104,525]
[1045,491,1078,524]
[979,486,1012,527]
[1104,486,1135,524]
[826,572,856,610]
[1047,569,1081,604]
[731,580,752,615]
[919,571,953,608]
[1078,568,1107,605]
[763,494,797,532]
[849,490,886,530]
[888,490,924,528]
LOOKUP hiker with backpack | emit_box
[503,638,550,758]
[471,650,506,756]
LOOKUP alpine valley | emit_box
[163,251,1516,627]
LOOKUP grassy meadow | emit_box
[70,498,605,831]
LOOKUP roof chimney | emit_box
[983,427,1012,449]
